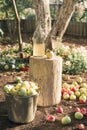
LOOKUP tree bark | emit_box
[46,0,78,49]
[12,0,23,58]
[32,0,51,38]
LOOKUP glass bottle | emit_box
[32,24,45,57]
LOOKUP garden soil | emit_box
[0,35,87,130]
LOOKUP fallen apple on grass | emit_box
[76,77,83,84]
[78,123,85,130]
[71,86,77,93]
[47,115,56,122]
[63,93,70,100]
[80,108,87,115]
[61,88,67,94]
[70,94,76,100]
[61,115,71,125]
[80,83,87,89]
[80,88,87,94]
[75,90,81,97]
[56,106,63,113]
[74,112,83,120]
[79,95,86,104]
[62,83,70,90]
[75,107,81,112]
[68,90,74,95]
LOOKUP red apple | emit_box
[80,99,86,104]
[75,107,81,112]
[78,123,85,130]
[61,88,67,94]
[80,108,87,115]
[47,115,55,122]
[71,87,77,92]
[68,90,74,95]
[57,106,63,113]
[79,95,86,104]
[84,112,87,116]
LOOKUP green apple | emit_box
[14,76,22,83]
[27,87,38,96]
[72,81,78,86]
[80,83,87,89]
[70,84,75,89]
[61,115,71,125]
[70,94,76,100]
[76,77,82,84]
[79,94,86,101]
[63,93,70,100]
[80,88,87,94]
[11,87,18,95]
[74,112,83,120]
[62,83,70,89]
[30,81,38,89]
[30,88,38,95]
[15,83,22,89]
[19,87,27,96]
[75,90,80,97]
[21,81,30,90]
[4,84,14,93]
[27,89,33,96]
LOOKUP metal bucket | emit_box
[5,93,38,123]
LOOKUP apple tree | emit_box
[33,0,79,49]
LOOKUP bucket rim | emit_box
[4,92,38,99]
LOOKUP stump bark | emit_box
[30,56,62,106]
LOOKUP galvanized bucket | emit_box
[5,93,38,123]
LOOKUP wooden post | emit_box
[30,56,62,106]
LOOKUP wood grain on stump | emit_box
[30,56,62,106]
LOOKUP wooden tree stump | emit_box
[30,56,62,106]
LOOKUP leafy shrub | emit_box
[0,44,33,71]
[57,45,87,74]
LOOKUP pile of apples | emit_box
[62,75,87,103]
[3,76,39,97]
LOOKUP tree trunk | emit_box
[46,0,78,49]
[32,0,51,38]
[12,0,23,58]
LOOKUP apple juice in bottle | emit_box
[32,24,45,57]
